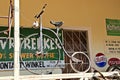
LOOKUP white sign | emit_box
[105,40,120,53]
[0,60,65,70]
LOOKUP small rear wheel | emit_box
[70,52,91,73]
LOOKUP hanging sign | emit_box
[0,26,65,70]
[106,18,120,36]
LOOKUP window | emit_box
[62,29,90,73]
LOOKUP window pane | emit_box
[63,29,89,73]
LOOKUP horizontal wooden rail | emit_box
[0,16,8,18]
[0,71,119,80]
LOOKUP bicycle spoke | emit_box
[70,52,91,73]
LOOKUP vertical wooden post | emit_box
[14,0,20,80]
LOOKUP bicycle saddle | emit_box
[50,20,63,27]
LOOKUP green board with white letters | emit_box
[106,18,120,36]
[0,26,64,70]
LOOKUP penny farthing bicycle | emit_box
[20,4,91,75]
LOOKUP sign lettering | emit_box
[0,26,65,70]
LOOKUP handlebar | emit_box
[35,4,47,18]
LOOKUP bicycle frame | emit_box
[33,4,91,73]
[33,4,47,55]
[33,4,82,62]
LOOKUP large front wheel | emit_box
[70,52,91,73]
[20,33,61,75]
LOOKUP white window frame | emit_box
[62,26,93,66]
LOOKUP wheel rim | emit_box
[20,33,61,74]
[70,52,91,73]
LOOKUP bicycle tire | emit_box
[106,65,120,79]
[20,33,61,75]
[106,65,120,72]
[70,52,91,73]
